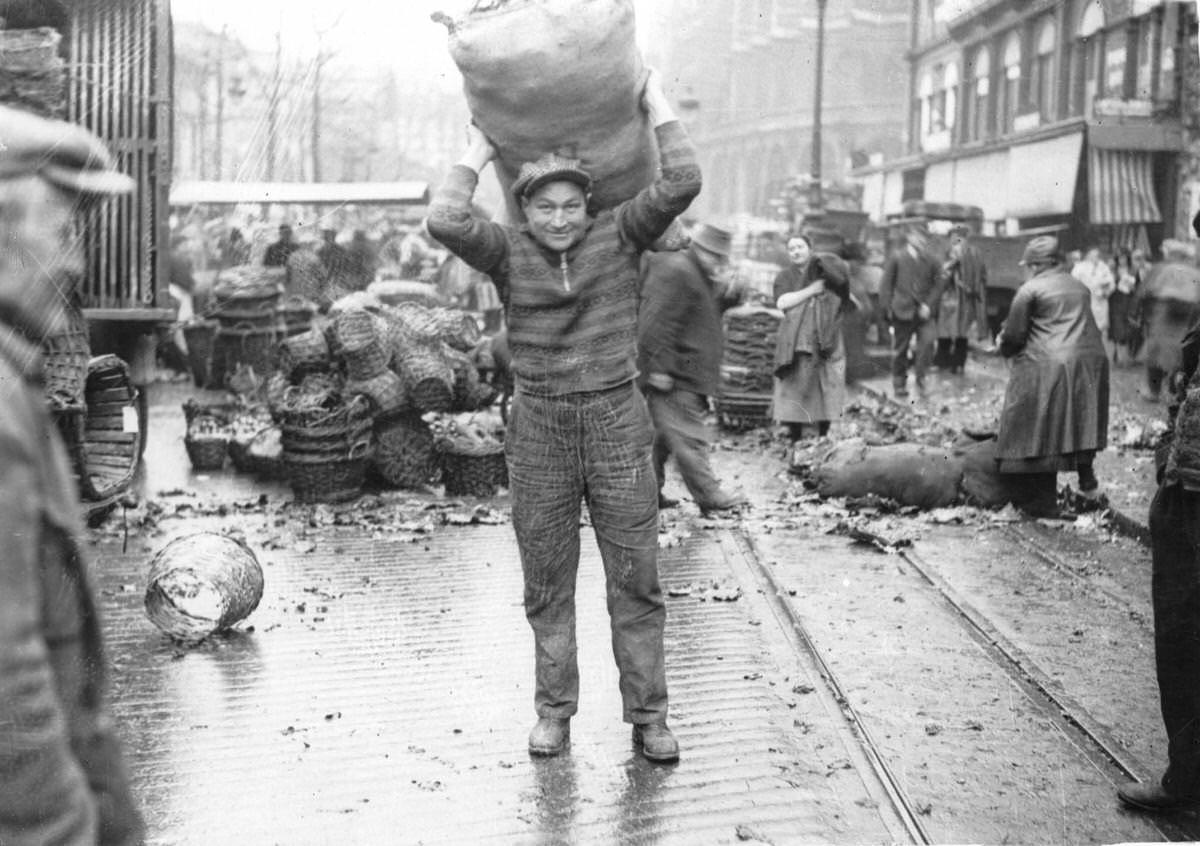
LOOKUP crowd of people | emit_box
[6,65,1200,845]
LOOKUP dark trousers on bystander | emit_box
[890,317,936,392]
[1146,484,1200,798]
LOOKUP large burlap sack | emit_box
[815,438,965,510]
[436,0,654,222]
[959,436,1057,511]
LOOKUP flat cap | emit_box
[0,104,134,197]
[1019,235,1061,266]
[511,153,592,201]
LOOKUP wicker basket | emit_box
[284,440,372,503]
[399,347,455,412]
[246,426,285,479]
[42,303,91,414]
[60,355,145,503]
[276,295,317,337]
[277,328,330,379]
[345,369,407,418]
[144,533,264,642]
[335,309,390,381]
[372,413,438,489]
[440,444,507,498]
[213,323,279,384]
[185,434,229,470]
[280,417,374,456]
[181,319,220,388]
[715,392,773,432]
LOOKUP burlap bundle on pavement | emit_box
[815,438,964,510]
[437,0,652,221]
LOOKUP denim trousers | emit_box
[1147,484,1200,795]
[646,387,724,509]
[507,381,668,725]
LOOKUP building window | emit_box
[1069,2,1105,116]
[968,46,991,140]
[1030,18,1056,120]
[1134,12,1159,100]
[998,32,1021,134]
[943,62,959,137]
[1104,24,1127,98]
[919,70,934,138]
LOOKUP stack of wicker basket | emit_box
[272,387,374,504]
[209,266,285,388]
[717,304,782,431]
[0,28,66,118]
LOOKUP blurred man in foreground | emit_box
[0,104,144,845]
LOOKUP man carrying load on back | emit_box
[426,69,700,763]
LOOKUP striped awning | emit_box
[1088,148,1162,225]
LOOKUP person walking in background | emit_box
[638,222,748,516]
[263,222,299,268]
[773,252,853,451]
[1108,248,1139,366]
[426,69,699,764]
[345,229,379,292]
[220,226,250,268]
[880,229,943,398]
[1072,246,1116,358]
[772,233,812,304]
[1133,240,1200,402]
[1117,301,1200,814]
[995,235,1109,514]
[0,104,144,846]
[933,224,988,374]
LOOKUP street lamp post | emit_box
[810,0,827,213]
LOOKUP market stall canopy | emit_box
[169,181,431,207]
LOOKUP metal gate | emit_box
[66,0,172,317]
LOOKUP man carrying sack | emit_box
[426,69,700,763]
[0,104,144,845]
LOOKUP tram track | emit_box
[727,523,1200,843]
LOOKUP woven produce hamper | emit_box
[213,323,278,385]
[144,533,264,642]
[440,442,508,498]
[372,413,438,489]
[284,440,373,504]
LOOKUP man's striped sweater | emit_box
[426,121,701,397]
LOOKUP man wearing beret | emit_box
[427,69,700,763]
[0,104,144,845]
[638,222,748,515]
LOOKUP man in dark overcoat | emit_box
[638,223,747,515]
[880,228,944,397]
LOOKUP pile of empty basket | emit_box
[716,304,782,431]
[182,300,508,504]
[182,266,317,390]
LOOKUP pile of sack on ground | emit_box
[807,436,1061,515]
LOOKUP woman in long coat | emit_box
[996,236,1108,508]
[773,253,851,442]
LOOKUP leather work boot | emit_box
[699,490,748,518]
[632,722,679,763]
[1118,781,1200,812]
[528,717,570,757]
